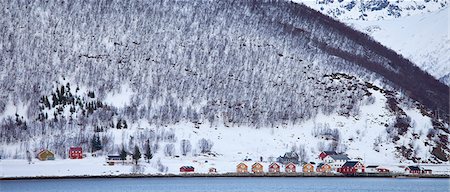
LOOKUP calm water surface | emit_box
[1,177,449,192]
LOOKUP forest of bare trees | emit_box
[0,0,448,161]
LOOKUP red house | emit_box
[337,161,365,175]
[318,151,338,160]
[269,162,280,173]
[285,162,296,173]
[405,166,421,174]
[180,166,195,173]
[69,147,83,159]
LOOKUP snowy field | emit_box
[1,156,449,178]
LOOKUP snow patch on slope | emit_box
[104,83,134,108]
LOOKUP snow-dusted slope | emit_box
[347,7,450,85]
[299,0,450,85]
[298,0,448,21]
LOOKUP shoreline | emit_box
[2,173,449,180]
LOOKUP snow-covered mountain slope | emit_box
[298,0,448,21]
[298,0,450,85]
[347,7,450,85]
[0,1,449,176]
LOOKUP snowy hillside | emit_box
[0,0,449,177]
[2,83,450,177]
[298,0,448,21]
[298,0,450,85]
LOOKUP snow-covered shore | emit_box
[1,157,449,178]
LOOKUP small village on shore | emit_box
[8,146,447,180]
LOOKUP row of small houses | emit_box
[180,162,431,175]
[180,161,364,174]
[35,148,433,175]
[180,151,433,175]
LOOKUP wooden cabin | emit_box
[252,162,263,174]
[37,150,55,161]
[316,163,332,173]
[268,162,280,173]
[337,161,365,175]
[236,163,248,173]
[209,167,217,173]
[405,166,421,174]
[422,169,432,175]
[180,166,195,173]
[376,167,390,173]
[285,162,296,173]
[366,165,379,173]
[302,163,314,173]
[69,147,83,159]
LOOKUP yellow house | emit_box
[252,162,264,173]
[316,163,332,173]
[303,163,314,173]
[37,150,55,161]
[236,163,248,173]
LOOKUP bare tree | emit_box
[180,139,191,156]
[26,150,32,164]
[297,144,309,163]
[164,144,175,157]
[198,138,213,153]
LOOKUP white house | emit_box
[366,165,379,173]
[323,154,350,171]
[106,155,133,165]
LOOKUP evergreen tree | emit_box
[91,134,102,152]
[144,139,153,163]
[132,145,141,165]
[123,120,128,129]
[116,119,122,129]
[120,146,127,164]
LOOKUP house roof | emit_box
[38,150,54,155]
[342,161,361,167]
[328,154,350,161]
[269,162,279,167]
[407,166,421,171]
[181,166,194,169]
[107,155,121,158]
[237,163,248,167]
[252,162,263,166]
[366,165,379,168]
[317,163,329,168]
[322,151,338,155]
[284,152,299,158]
[286,162,296,165]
